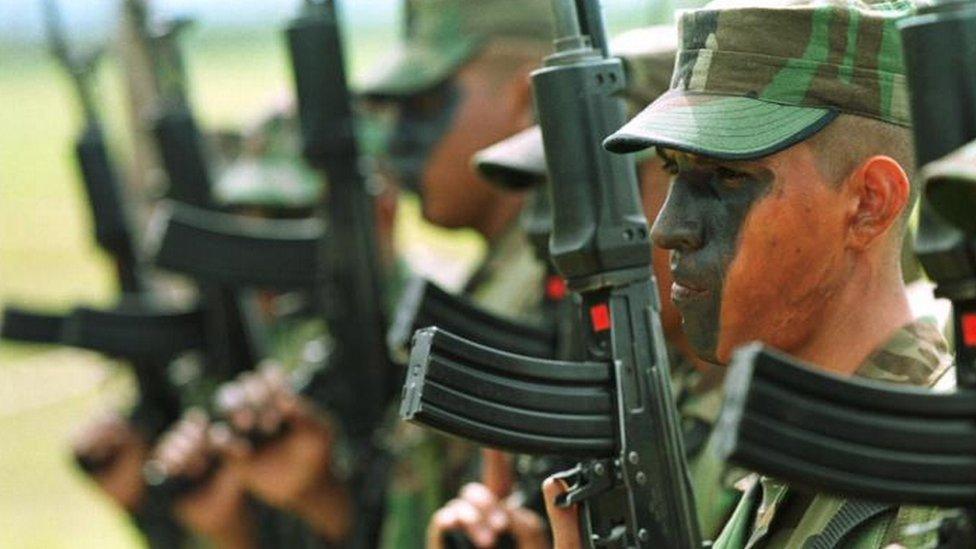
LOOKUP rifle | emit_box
[283,2,398,544]
[400,1,702,546]
[0,0,185,451]
[715,0,976,534]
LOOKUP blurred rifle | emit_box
[399,1,702,546]
[284,0,397,544]
[716,1,976,546]
[0,0,193,454]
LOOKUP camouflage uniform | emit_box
[711,319,952,548]
[601,0,952,546]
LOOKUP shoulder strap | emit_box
[803,500,896,549]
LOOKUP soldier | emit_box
[543,0,953,547]
[357,2,563,547]
[425,25,742,549]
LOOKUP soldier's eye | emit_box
[662,158,679,176]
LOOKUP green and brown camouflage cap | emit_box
[605,0,918,159]
[921,140,976,233]
[357,0,553,99]
[474,24,680,189]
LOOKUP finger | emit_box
[209,423,251,461]
[459,482,499,515]
[508,506,550,549]
[242,373,271,410]
[259,362,288,394]
[257,406,282,436]
[214,382,247,416]
[481,449,514,498]
[543,477,582,549]
[451,499,495,548]
[427,505,462,549]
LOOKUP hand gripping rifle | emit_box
[0,0,188,462]
[715,1,976,544]
[286,1,395,543]
[400,1,702,546]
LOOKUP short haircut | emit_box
[806,114,917,227]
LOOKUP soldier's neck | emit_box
[791,261,912,377]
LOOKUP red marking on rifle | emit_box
[546,276,567,301]
[590,303,611,333]
[962,312,976,347]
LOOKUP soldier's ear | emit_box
[845,155,910,251]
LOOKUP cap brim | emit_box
[604,92,838,160]
[356,39,481,100]
[473,126,547,190]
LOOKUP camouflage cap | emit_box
[474,25,679,189]
[605,0,917,160]
[214,107,321,210]
[357,0,553,99]
[921,140,976,233]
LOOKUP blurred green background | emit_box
[0,1,676,546]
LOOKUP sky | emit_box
[0,0,660,43]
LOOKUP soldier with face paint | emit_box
[543,0,954,548]
[425,26,744,548]
[357,2,560,547]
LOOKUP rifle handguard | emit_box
[0,308,66,344]
[388,277,558,361]
[400,327,613,456]
[718,343,976,506]
[152,201,324,289]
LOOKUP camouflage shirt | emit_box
[712,318,953,549]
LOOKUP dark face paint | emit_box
[384,80,463,193]
[650,153,774,364]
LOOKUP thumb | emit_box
[542,476,583,549]
[481,449,514,498]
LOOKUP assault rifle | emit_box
[0,0,187,452]
[400,1,702,546]
[715,3,976,544]
[285,1,395,543]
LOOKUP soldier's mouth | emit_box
[671,281,708,303]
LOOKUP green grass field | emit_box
[0,22,490,547]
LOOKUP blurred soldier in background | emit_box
[356,1,562,547]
